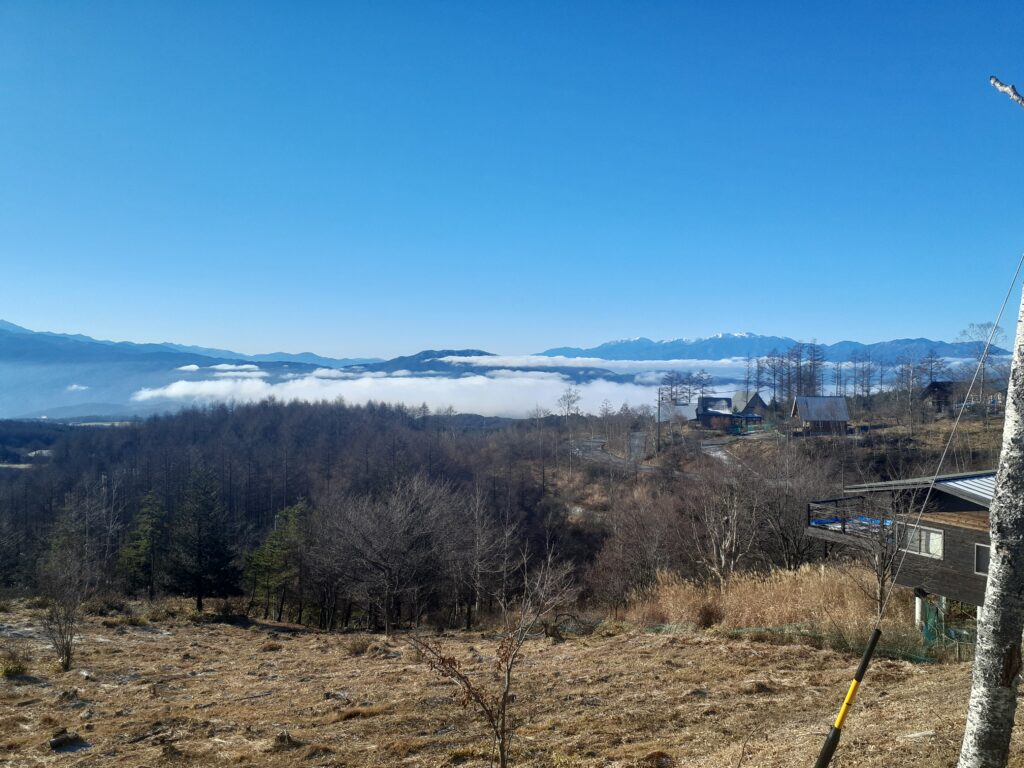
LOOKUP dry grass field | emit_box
[1,599,1015,768]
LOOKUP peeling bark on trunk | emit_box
[958,288,1024,768]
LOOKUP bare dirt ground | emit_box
[0,605,1009,767]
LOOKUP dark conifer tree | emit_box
[167,468,239,612]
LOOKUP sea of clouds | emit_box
[131,351,986,419]
[133,360,742,418]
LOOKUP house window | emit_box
[901,524,943,559]
[975,544,991,575]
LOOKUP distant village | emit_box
[657,378,1004,436]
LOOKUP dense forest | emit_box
[0,387,1001,634]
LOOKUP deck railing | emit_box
[807,496,893,536]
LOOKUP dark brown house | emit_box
[920,381,958,414]
[695,396,732,429]
[732,391,769,417]
[806,470,993,607]
[791,395,849,434]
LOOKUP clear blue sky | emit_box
[3,2,1024,358]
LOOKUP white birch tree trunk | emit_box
[958,288,1024,768]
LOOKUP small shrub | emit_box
[636,603,670,627]
[0,599,12,613]
[695,601,724,629]
[595,620,629,637]
[269,730,303,751]
[84,595,128,616]
[365,640,396,658]
[145,603,180,623]
[343,636,372,657]
[215,597,245,620]
[1,640,31,677]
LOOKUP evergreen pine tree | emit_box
[119,491,167,600]
[245,502,305,620]
[167,468,239,612]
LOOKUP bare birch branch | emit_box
[991,76,1024,109]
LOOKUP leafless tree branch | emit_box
[991,76,1024,109]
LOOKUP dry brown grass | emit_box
[0,638,30,677]
[632,565,926,657]
[0,597,1007,767]
[343,634,372,656]
[325,704,390,723]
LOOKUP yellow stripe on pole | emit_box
[833,679,860,729]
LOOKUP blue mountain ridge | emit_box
[539,333,1007,364]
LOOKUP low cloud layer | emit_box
[212,370,269,379]
[133,372,665,417]
[209,363,260,371]
[66,383,89,392]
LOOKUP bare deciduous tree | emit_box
[409,551,574,768]
[588,487,681,613]
[326,475,458,634]
[683,464,762,588]
[38,511,98,671]
[959,322,1006,417]
[754,445,839,570]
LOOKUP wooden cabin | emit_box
[791,395,849,435]
[695,396,732,429]
[806,471,993,606]
[732,390,769,417]
[920,381,958,414]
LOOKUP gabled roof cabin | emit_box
[791,395,849,434]
[732,391,769,416]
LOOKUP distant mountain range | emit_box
[0,321,378,369]
[344,349,630,382]
[0,322,1006,420]
[540,332,1007,364]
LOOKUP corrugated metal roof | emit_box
[793,396,849,422]
[937,474,996,506]
[846,470,997,508]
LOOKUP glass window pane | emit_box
[976,544,991,574]
[901,525,942,558]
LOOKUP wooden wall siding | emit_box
[806,516,990,605]
[804,420,848,434]
[894,520,989,606]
